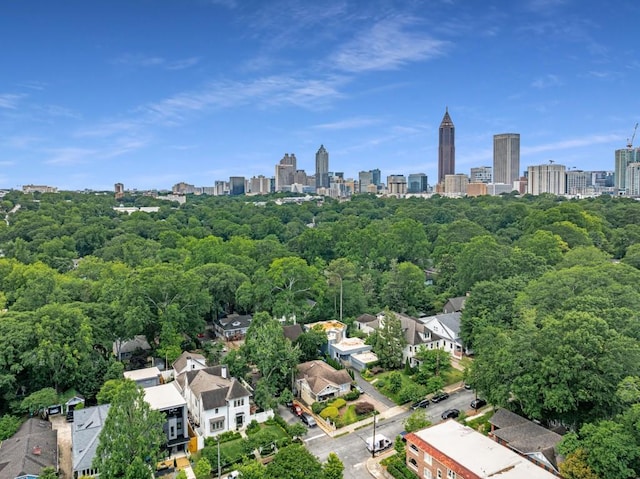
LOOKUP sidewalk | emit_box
[327,405,407,438]
[365,449,395,479]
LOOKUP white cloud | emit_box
[331,16,449,73]
[114,54,200,70]
[531,74,562,89]
[44,147,97,165]
[0,93,25,109]
[522,134,621,154]
[314,117,380,130]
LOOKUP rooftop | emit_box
[409,421,557,479]
[123,366,161,381]
[144,383,186,410]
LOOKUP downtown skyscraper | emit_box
[438,108,455,184]
[493,133,520,186]
[315,145,329,190]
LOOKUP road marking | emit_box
[304,433,326,442]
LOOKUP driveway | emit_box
[50,415,72,478]
[352,373,396,409]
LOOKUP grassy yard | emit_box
[465,410,494,435]
[370,365,464,405]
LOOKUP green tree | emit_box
[380,261,429,315]
[404,410,432,433]
[38,466,58,479]
[267,257,320,319]
[20,387,58,415]
[194,457,212,479]
[372,311,406,370]
[93,381,165,479]
[322,452,344,479]
[559,449,600,479]
[175,470,188,479]
[0,414,22,440]
[266,443,323,479]
[414,348,451,380]
[295,326,327,362]
[236,460,267,479]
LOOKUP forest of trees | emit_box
[2,190,640,477]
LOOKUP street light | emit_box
[325,271,343,322]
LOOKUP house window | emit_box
[409,443,419,454]
[447,470,456,479]
[408,458,418,470]
[424,470,433,479]
[234,398,244,407]
[424,452,432,465]
[437,470,442,479]
[210,418,225,432]
[215,408,219,414]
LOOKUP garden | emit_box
[310,390,377,429]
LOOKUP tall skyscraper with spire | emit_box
[438,108,455,184]
[315,145,329,190]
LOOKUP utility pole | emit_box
[217,435,221,479]
[371,412,377,459]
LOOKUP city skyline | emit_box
[1,1,639,191]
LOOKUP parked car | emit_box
[352,384,364,394]
[463,383,472,390]
[431,391,450,403]
[292,404,303,417]
[411,398,430,409]
[470,398,487,409]
[301,413,317,427]
[441,409,460,420]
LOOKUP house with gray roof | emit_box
[72,404,110,479]
[489,409,563,475]
[296,360,352,404]
[112,335,151,362]
[179,366,251,439]
[419,312,467,358]
[0,418,58,479]
[214,313,252,340]
[172,351,207,378]
[143,383,190,455]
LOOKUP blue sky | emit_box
[1,0,639,191]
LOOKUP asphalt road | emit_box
[305,388,476,479]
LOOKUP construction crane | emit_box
[628,122,638,148]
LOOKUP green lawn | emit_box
[442,368,464,384]
[219,438,247,462]
[372,371,427,405]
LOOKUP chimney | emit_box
[186,356,193,370]
[221,366,227,379]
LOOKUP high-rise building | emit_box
[358,171,373,193]
[370,168,381,187]
[527,163,566,195]
[444,173,469,196]
[229,176,245,196]
[626,163,640,197]
[407,173,428,193]
[249,175,271,195]
[566,169,589,196]
[438,108,455,184]
[315,145,329,190]
[114,183,124,200]
[387,175,407,196]
[615,147,640,194]
[470,166,492,184]
[493,133,520,186]
[275,153,297,191]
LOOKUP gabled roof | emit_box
[378,311,426,346]
[282,324,303,342]
[296,360,352,395]
[112,335,151,355]
[186,367,251,411]
[123,366,161,382]
[72,404,111,475]
[172,351,206,375]
[420,312,462,341]
[355,313,377,324]
[444,296,467,312]
[490,409,562,461]
[218,313,252,331]
[0,418,58,479]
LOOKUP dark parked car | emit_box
[470,398,487,409]
[463,383,472,390]
[431,391,449,403]
[301,413,317,427]
[441,409,460,420]
[411,398,430,409]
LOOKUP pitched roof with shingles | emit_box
[0,418,58,479]
[283,324,303,342]
[490,409,562,457]
[218,314,253,331]
[445,296,467,312]
[72,404,111,476]
[187,367,251,411]
[172,351,206,375]
[379,311,426,346]
[356,313,377,323]
[296,360,352,394]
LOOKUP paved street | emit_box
[305,388,476,479]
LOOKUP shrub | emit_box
[376,379,387,389]
[329,397,346,409]
[388,372,403,393]
[320,406,339,419]
[205,430,242,446]
[355,402,375,415]
[311,401,327,415]
[246,420,261,434]
[344,390,360,401]
[272,414,288,432]
[0,415,22,441]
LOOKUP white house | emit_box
[172,351,208,377]
[177,365,251,439]
[419,312,466,359]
